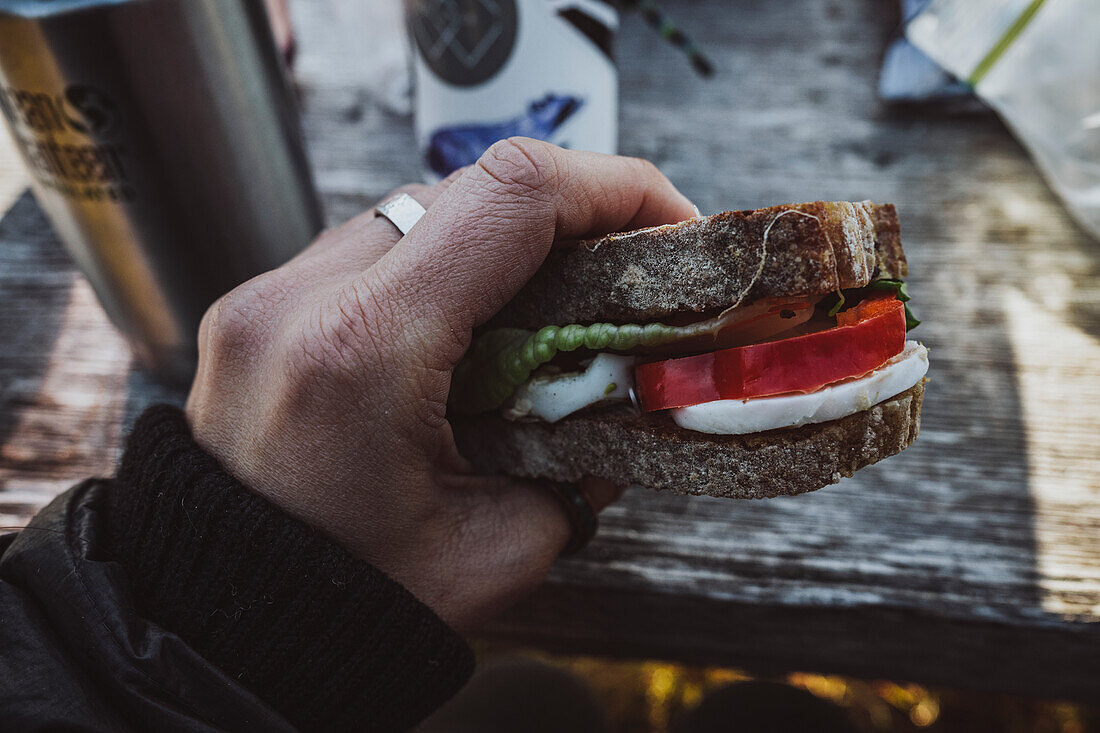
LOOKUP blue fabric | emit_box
[0,0,139,18]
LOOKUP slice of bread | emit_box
[488,201,907,330]
[452,381,924,499]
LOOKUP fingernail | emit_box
[692,203,702,217]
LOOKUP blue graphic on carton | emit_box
[425,94,583,177]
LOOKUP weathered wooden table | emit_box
[2,0,1098,701]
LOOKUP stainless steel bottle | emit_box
[0,0,324,382]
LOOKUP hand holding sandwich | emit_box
[185,138,698,631]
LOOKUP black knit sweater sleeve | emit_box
[106,406,474,732]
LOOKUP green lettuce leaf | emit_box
[452,278,921,415]
[868,278,921,329]
[451,296,822,414]
[822,278,921,330]
[450,322,680,415]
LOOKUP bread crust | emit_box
[871,203,907,279]
[452,380,925,499]
[488,201,906,330]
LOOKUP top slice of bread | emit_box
[488,201,907,329]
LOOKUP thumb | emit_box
[420,475,624,632]
[372,139,695,336]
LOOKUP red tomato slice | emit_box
[635,297,906,410]
[837,292,898,327]
[713,299,816,348]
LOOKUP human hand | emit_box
[185,138,696,631]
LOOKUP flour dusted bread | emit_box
[453,381,924,498]
[489,201,907,329]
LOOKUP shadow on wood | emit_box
[0,191,75,451]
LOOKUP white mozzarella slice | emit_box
[671,341,929,435]
[506,353,635,423]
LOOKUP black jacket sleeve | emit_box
[0,406,474,732]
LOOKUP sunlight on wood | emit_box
[1003,286,1100,618]
[0,129,27,214]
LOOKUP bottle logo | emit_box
[59,84,119,137]
[409,0,518,87]
[0,83,132,202]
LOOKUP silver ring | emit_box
[374,193,427,236]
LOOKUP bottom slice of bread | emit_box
[452,380,924,499]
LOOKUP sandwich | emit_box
[448,201,927,499]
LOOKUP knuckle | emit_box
[198,274,288,365]
[629,155,663,180]
[440,164,471,188]
[476,137,559,198]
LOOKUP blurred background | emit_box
[435,644,1098,732]
[1,0,1098,730]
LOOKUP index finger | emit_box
[371,137,695,334]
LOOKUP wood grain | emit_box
[1,0,1098,699]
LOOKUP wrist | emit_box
[109,405,474,731]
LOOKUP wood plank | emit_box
[0,193,185,524]
[0,0,1097,699]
